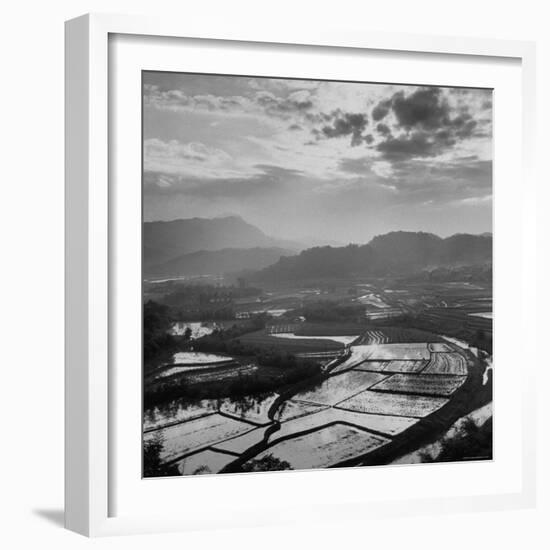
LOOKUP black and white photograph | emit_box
[142,72,493,477]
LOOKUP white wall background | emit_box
[0,0,547,547]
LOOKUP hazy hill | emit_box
[143,216,299,268]
[368,231,444,270]
[255,231,492,281]
[442,233,493,264]
[146,247,296,277]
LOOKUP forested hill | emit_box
[146,246,296,278]
[254,231,492,281]
[144,215,300,269]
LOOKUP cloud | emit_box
[337,156,393,180]
[145,86,252,114]
[453,194,492,206]
[144,164,302,200]
[376,122,392,136]
[316,111,369,146]
[336,151,491,208]
[143,75,493,234]
[254,90,314,114]
[338,156,373,174]
[145,139,231,163]
[373,87,486,161]
[372,99,392,121]
[144,84,316,124]
[391,87,450,130]
[144,138,258,180]
[371,161,394,179]
[377,130,456,160]
[386,157,492,206]
[252,164,304,180]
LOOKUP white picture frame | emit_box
[65,12,537,537]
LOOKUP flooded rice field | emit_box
[372,373,467,397]
[144,413,255,462]
[468,312,493,319]
[144,398,219,431]
[219,393,278,425]
[336,390,449,418]
[292,370,387,406]
[176,449,236,475]
[144,338,484,475]
[270,332,359,345]
[171,351,231,365]
[247,424,390,470]
[153,352,235,380]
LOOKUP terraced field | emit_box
[270,333,359,345]
[336,391,449,418]
[219,393,279,425]
[371,373,467,397]
[145,413,256,462]
[423,352,468,376]
[361,343,431,361]
[428,343,454,353]
[152,352,236,380]
[276,400,328,422]
[238,328,344,353]
[246,424,390,470]
[354,327,443,345]
[361,330,389,344]
[291,370,387,406]
[356,360,428,374]
[144,333,479,475]
[176,449,236,476]
[144,398,219,432]
[182,363,259,385]
[265,406,418,441]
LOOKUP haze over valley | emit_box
[144,215,492,280]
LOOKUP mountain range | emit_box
[146,246,296,277]
[255,231,492,281]
[143,216,300,275]
[143,216,492,280]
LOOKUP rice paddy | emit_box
[176,449,237,475]
[291,370,388,406]
[145,330,478,474]
[144,413,255,462]
[247,424,390,470]
[423,352,468,376]
[336,390,449,418]
[371,373,467,397]
[219,393,279,425]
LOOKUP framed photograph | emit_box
[65,13,537,536]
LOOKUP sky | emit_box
[143,72,492,245]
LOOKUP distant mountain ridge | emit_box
[143,216,491,280]
[147,247,296,277]
[143,216,300,270]
[255,231,492,281]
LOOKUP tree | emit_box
[240,454,292,472]
[421,417,493,463]
[143,433,181,477]
[143,300,177,360]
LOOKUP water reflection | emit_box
[144,392,278,431]
[171,321,216,339]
